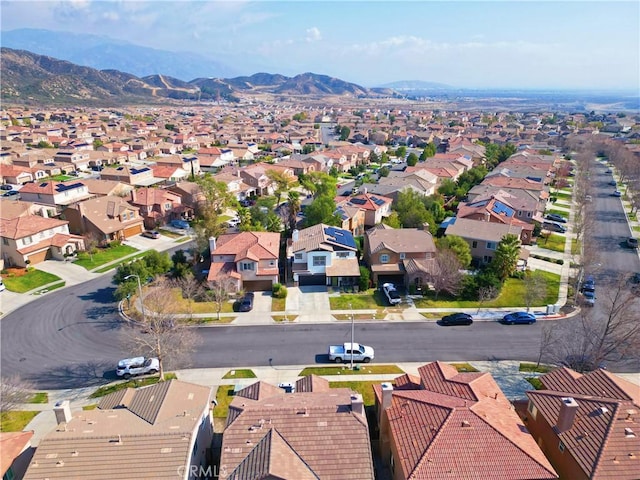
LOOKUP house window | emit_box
[2,238,8,245]
[486,241,496,250]
[23,236,33,246]
[558,440,565,452]
[527,401,538,420]
[472,241,478,248]
[380,254,390,264]
[527,212,532,217]
[336,251,350,258]
[240,262,254,271]
[269,261,275,266]
[399,253,406,260]
[483,255,492,263]
[165,203,172,211]
[312,256,326,266]
[294,253,303,261]
[129,211,135,219]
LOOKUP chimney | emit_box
[209,236,216,253]
[292,229,299,242]
[351,393,365,417]
[380,383,393,423]
[556,397,579,433]
[363,187,367,195]
[54,400,72,425]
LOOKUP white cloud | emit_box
[305,27,321,42]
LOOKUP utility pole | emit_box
[124,274,146,321]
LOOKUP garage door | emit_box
[27,249,49,265]
[243,280,273,292]
[299,274,327,286]
[377,274,405,287]
[123,224,143,238]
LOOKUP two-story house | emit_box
[364,225,437,289]
[207,231,280,292]
[288,224,360,288]
[17,181,93,210]
[168,181,206,213]
[129,187,191,229]
[63,196,144,242]
[53,150,91,171]
[23,380,214,480]
[100,165,162,187]
[337,191,393,228]
[0,215,85,267]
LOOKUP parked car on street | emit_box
[171,219,190,229]
[581,276,596,306]
[544,213,567,224]
[611,190,622,197]
[440,312,473,326]
[233,292,254,312]
[608,180,617,186]
[116,356,159,379]
[500,311,536,325]
[2,190,20,198]
[141,230,160,239]
[626,237,638,249]
[542,221,567,233]
[0,184,13,191]
[382,283,401,305]
[328,342,374,363]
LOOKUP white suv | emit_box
[116,356,159,379]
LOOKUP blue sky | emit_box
[2,0,639,90]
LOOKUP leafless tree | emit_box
[0,375,34,412]
[431,249,463,300]
[536,322,561,368]
[205,278,236,321]
[523,270,547,312]
[477,285,499,313]
[173,273,203,320]
[84,231,102,261]
[123,282,199,380]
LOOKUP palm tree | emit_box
[491,233,522,282]
[287,191,301,232]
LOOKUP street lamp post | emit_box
[350,302,354,370]
[124,274,146,320]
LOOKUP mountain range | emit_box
[0,48,388,105]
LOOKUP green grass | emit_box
[33,281,66,295]
[271,296,286,312]
[176,237,191,243]
[329,289,385,310]
[213,385,236,418]
[158,228,184,239]
[571,239,580,255]
[329,381,378,406]
[74,244,138,270]
[27,392,49,403]
[537,233,567,253]
[166,288,235,314]
[526,377,544,390]
[222,369,257,379]
[553,191,572,200]
[273,315,297,322]
[519,362,554,374]
[82,404,98,410]
[47,174,74,182]
[299,365,404,376]
[414,271,560,308]
[94,251,153,273]
[450,363,479,372]
[88,373,177,399]
[2,269,62,293]
[633,226,640,233]
[0,411,39,432]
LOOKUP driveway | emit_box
[286,286,333,322]
[123,232,188,252]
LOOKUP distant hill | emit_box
[1,28,237,80]
[0,48,381,105]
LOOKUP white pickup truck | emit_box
[328,343,375,364]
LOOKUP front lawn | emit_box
[222,369,257,379]
[167,288,235,314]
[450,363,479,372]
[329,381,378,406]
[545,208,569,218]
[537,233,567,253]
[27,392,49,403]
[1,268,62,293]
[414,271,560,308]
[88,373,177,398]
[519,362,554,373]
[0,411,39,432]
[74,244,138,270]
[329,289,385,310]
[299,365,404,376]
[526,377,544,390]
[214,385,236,418]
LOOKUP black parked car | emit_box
[542,221,567,233]
[440,312,473,326]
[233,292,255,312]
[545,213,567,224]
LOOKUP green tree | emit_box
[303,196,341,227]
[490,234,521,282]
[266,169,292,205]
[292,112,308,122]
[395,146,407,159]
[437,179,457,197]
[36,140,53,148]
[406,152,418,166]
[286,191,301,232]
[378,166,390,177]
[193,175,235,258]
[395,190,432,228]
[358,266,371,291]
[382,211,402,228]
[436,235,472,268]
[339,126,351,141]
[92,139,104,149]
[420,142,436,160]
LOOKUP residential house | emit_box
[63,196,144,242]
[219,375,374,480]
[23,380,213,480]
[17,181,93,209]
[0,164,33,185]
[516,367,640,480]
[100,165,162,187]
[375,362,558,480]
[197,147,234,171]
[444,217,528,266]
[80,178,134,198]
[363,169,438,201]
[168,181,206,212]
[151,164,189,183]
[337,191,393,228]
[364,225,437,289]
[288,224,360,288]
[154,155,201,177]
[213,171,256,202]
[468,183,547,219]
[207,231,280,292]
[1,431,34,480]
[335,202,366,237]
[53,150,91,171]
[129,188,191,229]
[0,214,85,267]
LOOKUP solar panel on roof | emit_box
[56,182,84,192]
[40,182,48,187]
[492,201,515,217]
[372,197,386,206]
[324,226,357,249]
[350,198,366,205]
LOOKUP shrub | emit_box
[511,271,525,279]
[358,266,370,291]
[272,283,288,299]
[555,259,564,265]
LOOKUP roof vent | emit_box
[56,460,65,467]
[71,450,79,457]
[598,407,609,415]
[625,428,635,438]
[461,421,471,428]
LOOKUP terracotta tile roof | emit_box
[72,196,142,235]
[367,227,436,255]
[131,187,181,207]
[295,374,330,393]
[23,380,212,480]
[290,223,357,254]
[215,232,280,261]
[207,261,240,282]
[540,368,639,403]
[445,217,524,242]
[343,192,392,211]
[0,200,36,220]
[235,381,284,402]
[1,431,33,476]
[325,257,360,277]
[0,215,68,239]
[221,383,374,480]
